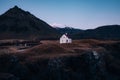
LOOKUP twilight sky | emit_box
[0,0,120,29]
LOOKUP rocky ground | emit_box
[0,39,120,80]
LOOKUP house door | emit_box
[66,40,68,43]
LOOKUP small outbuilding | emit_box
[60,33,72,44]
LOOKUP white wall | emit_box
[60,34,72,44]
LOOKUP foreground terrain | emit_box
[0,39,120,80]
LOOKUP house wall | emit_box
[68,39,72,43]
[60,34,72,44]
[60,35,66,43]
[60,37,68,43]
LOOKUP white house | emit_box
[60,33,72,44]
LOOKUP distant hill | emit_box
[73,25,120,40]
[55,25,120,40]
[55,27,83,34]
[0,6,59,40]
[55,27,83,37]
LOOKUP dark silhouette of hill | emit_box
[72,25,120,40]
[55,27,83,36]
[0,6,59,40]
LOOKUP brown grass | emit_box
[1,39,119,61]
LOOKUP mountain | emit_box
[73,25,120,40]
[55,27,83,37]
[55,25,120,40]
[0,6,120,40]
[55,27,83,34]
[0,6,59,40]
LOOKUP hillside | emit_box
[0,39,120,80]
[55,25,120,40]
[55,27,83,36]
[0,6,59,40]
[72,25,120,40]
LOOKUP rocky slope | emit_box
[0,40,120,80]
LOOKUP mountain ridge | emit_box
[0,6,59,40]
[55,24,120,40]
[72,25,120,40]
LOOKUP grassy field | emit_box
[0,39,120,80]
[0,39,116,61]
